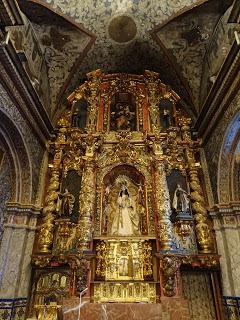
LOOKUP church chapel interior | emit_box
[0,0,240,319]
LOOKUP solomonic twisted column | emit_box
[180,119,214,253]
[38,148,62,253]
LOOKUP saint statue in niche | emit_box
[110,103,136,131]
[172,184,190,213]
[56,188,75,217]
[106,176,142,236]
[159,99,174,129]
[71,98,88,129]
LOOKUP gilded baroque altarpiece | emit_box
[30,70,219,316]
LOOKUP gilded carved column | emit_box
[144,70,161,133]
[77,143,96,251]
[37,154,61,253]
[37,122,68,253]
[180,118,214,253]
[154,141,174,251]
[86,69,102,133]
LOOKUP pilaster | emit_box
[0,202,40,298]
[210,202,240,296]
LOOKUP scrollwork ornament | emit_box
[97,135,149,169]
[143,241,153,278]
[95,241,107,279]
[32,256,51,267]
[161,256,179,297]
[76,258,89,293]
[62,148,83,176]
[57,110,71,128]
[177,114,191,142]
[54,219,73,252]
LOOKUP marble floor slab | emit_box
[61,299,164,320]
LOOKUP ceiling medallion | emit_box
[108,15,137,44]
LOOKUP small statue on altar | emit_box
[56,189,75,217]
[172,184,190,213]
[119,256,130,277]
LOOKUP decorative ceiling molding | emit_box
[0,0,23,26]
[151,0,223,113]
[18,0,96,116]
[0,39,53,145]
[228,0,240,23]
[26,0,209,117]
[11,0,235,122]
[195,37,240,143]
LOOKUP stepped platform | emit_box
[61,297,190,320]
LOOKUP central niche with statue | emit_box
[94,164,155,303]
[29,70,219,318]
[102,166,146,237]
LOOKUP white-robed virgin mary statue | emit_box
[110,178,140,236]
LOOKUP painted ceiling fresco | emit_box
[18,1,94,115]
[153,1,223,110]
[18,0,234,118]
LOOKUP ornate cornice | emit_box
[210,202,240,215]
[0,0,23,26]
[0,31,53,146]
[228,0,240,23]
[195,36,240,144]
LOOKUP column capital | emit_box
[209,202,240,229]
[4,202,41,230]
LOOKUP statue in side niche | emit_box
[56,189,75,217]
[172,184,190,213]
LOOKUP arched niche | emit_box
[101,164,147,236]
[109,92,137,131]
[159,98,176,129]
[61,170,82,223]
[71,98,88,130]
[166,169,188,209]
[218,111,240,203]
[0,136,14,242]
[30,270,70,307]
[0,110,32,203]
[232,140,240,201]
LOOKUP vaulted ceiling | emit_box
[18,0,234,120]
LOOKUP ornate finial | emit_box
[56,110,71,128]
